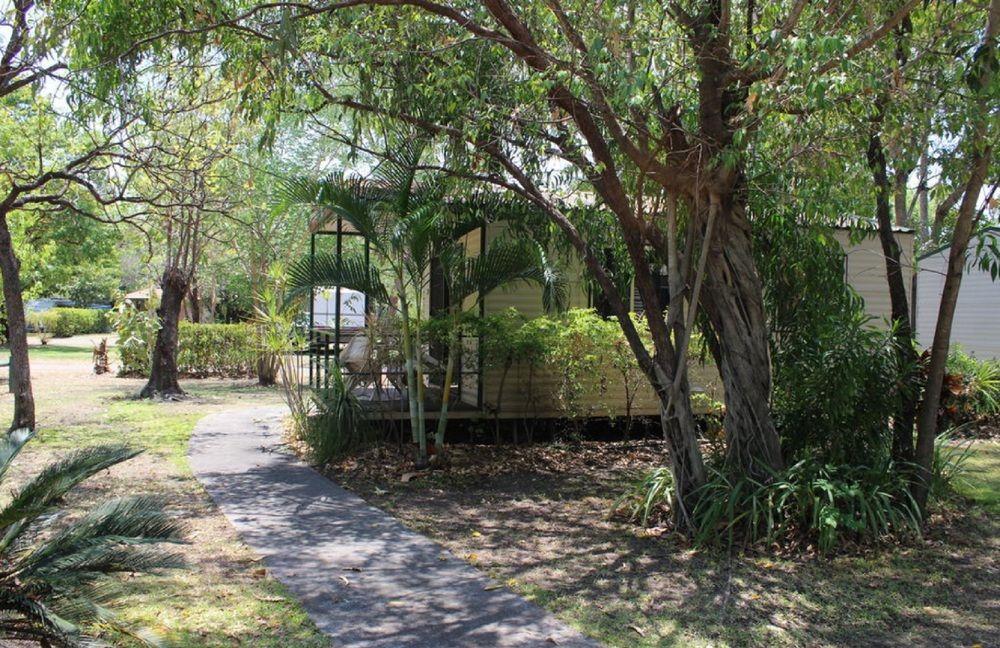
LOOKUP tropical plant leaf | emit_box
[286,250,390,304]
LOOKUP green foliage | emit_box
[176,323,257,378]
[478,308,652,426]
[304,368,371,465]
[478,309,547,373]
[614,467,674,527]
[756,218,905,464]
[536,309,615,422]
[942,349,1000,422]
[930,431,973,501]
[110,301,160,376]
[27,307,109,337]
[690,460,921,553]
[0,429,183,646]
[112,301,257,378]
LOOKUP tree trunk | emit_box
[0,213,34,430]
[698,196,784,480]
[913,0,997,511]
[867,130,918,464]
[257,354,278,386]
[658,370,707,527]
[188,283,201,323]
[139,268,188,398]
[913,147,991,510]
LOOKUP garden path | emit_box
[189,405,601,648]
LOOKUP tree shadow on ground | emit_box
[342,466,998,647]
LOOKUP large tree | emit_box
[76,0,969,518]
[167,0,923,515]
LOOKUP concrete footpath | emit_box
[188,405,601,647]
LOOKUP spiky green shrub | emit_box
[619,458,923,552]
[929,431,973,500]
[689,460,921,552]
[304,367,371,465]
[0,429,183,646]
[614,467,674,527]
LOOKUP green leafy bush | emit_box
[614,467,674,527]
[691,460,921,552]
[112,301,258,377]
[930,430,973,500]
[27,307,109,337]
[110,301,160,376]
[303,367,371,465]
[756,218,907,465]
[0,429,183,645]
[176,322,257,377]
[941,349,1000,423]
[620,459,922,552]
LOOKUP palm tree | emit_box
[431,236,565,448]
[0,429,183,647]
[283,147,563,465]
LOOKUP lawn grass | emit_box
[1,338,328,646]
[955,440,1000,514]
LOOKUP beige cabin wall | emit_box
[409,221,910,420]
[479,221,722,417]
[479,359,721,419]
[833,229,915,324]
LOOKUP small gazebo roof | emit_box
[309,210,363,235]
[124,287,162,301]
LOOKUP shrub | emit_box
[614,467,674,527]
[176,322,257,377]
[940,349,1000,424]
[757,218,907,465]
[111,300,258,378]
[0,429,183,645]
[303,368,371,465]
[620,459,923,552]
[27,307,109,337]
[930,430,973,500]
[110,301,160,376]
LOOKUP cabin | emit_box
[916,227,1000,360]
[306,217,915,422]
[832,222,916,324]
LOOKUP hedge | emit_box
[28,308,110,337]
[176,322,257,377]
[116,320,258,378]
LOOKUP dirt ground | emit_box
[330,440,1000,647]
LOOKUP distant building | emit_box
[916,227,1000,360]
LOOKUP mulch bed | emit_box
[953,415,1000,440]
[325,438,674,485]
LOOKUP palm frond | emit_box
[374,138,427,218]
[0,444,142,552]
[458,239,567,313]
[277,174,382,241]
[17,496,185,582]
[286,250,390,304]
[0,428,33,483]
[0,436,179,646]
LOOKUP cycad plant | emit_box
[0,429,183,646]
[283,143,563,465]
